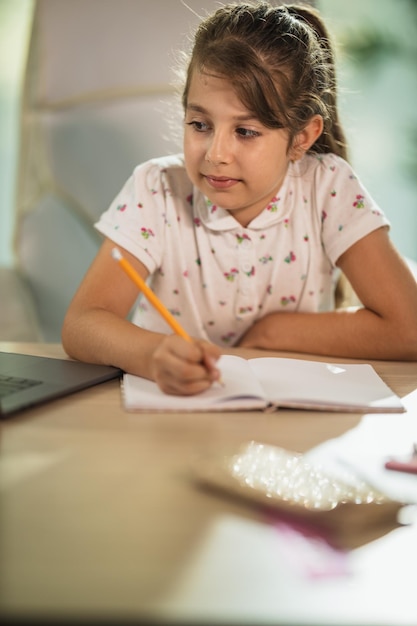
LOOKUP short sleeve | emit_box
[313,155,390,266]
[94,159,169,274]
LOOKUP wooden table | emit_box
[1,342,417,625]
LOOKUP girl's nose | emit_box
[205,131,232,165]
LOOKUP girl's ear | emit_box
[290,115,324,161]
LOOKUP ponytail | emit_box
[285,5,348,161]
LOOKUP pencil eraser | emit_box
[111,247,122,261]
[385,458,417,475]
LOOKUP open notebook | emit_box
[122,355,405,413]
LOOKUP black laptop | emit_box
[0,351,122,417]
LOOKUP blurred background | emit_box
[0,0,33,267]
[0,0,416,340]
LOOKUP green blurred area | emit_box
[0,0,33,265]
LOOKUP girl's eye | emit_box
[186,120,210,132]
[236,127,260,138]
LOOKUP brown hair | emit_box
[182,2,348,160]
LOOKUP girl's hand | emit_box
[150,335,222,396]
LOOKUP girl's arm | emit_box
[238,227,417,360]
[62,238,221,394]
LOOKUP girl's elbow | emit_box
[61,312,82,360]
[61,325,75,360]
[396,324,417,361]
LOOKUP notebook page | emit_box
[248,358,404,413]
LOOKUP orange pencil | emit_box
[111,247,192,341]
[111,247,223,385]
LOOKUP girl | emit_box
[62,2,417,395]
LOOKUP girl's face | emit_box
[183,69,292,227]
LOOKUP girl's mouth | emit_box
[204,175,240,190]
